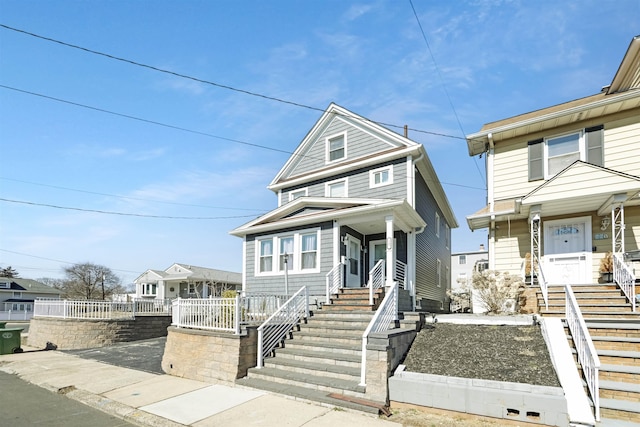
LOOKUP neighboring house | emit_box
[450,244,488,292]
[465,36,640,284]
[0,277,61,320]
[134,263,242,299]
[230,103,458,311]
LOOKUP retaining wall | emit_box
[161,326,258,384]
[389,366,568,426]
[27,315,171,350]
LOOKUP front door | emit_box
[543,217,592,285]
[345,234,361,287]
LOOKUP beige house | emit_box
[465,36,640,285]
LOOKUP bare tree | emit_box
[1,266,19,278]
[59,263,123,300]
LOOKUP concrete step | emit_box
[591,336,640,352]
[542,296,628,305]
[301,317,371,329]
[599,380,640,402]
[599,364,640,385]
[275,347,361,369]
[600,397,640,424]
[299,322,368,335]
[295,330,363,345]
[321,303,378,311]
[312,310,375,320]
[264,356,360,382]
[545,302,632,312]
[542,311,639,319]
[235,377,383,415]
[284,338,362,357]
[243,366,366,398]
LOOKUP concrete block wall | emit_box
[389,367,569,426]
[27,316,171,350]
[161,326,258,384]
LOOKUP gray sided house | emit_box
[0,277,61,319]
[134,263,242,299]
[230,104,458,311]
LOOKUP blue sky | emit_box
[1,1,638,286]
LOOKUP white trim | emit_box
[325,131,347,164]
[254,228,322,277]
[288,188,308,202]
[436,258,442,288]
[542,216,593,285]
[369,238,396,268]
[406,155,414,206]
[543,130,585,179]
[369,165,394,188]
[325,177,348,197]
[435,213,441,238]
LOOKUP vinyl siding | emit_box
[603,116,640,175]
[414,171,450,306]
[244,222,334,299]
[280,159,407,204]
[286,116,398,179]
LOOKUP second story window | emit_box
[459,255,466,265]
[326,133,346,162]
[326,178,347,197]
[435,213,440,238]
[369,165,393,188]
[289,188,307,201]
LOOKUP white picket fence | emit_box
[34,298,173,320]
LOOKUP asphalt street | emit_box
[0,370,136,427]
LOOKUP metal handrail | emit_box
[257,286,309,368]
[565,285,601,421]
[359,282,398,386]
[395,259,407,289]
[325,262,344,305]
[533,253,549,310]
[368,259,385,305]
[613,253,636,312]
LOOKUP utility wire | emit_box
[0,197,263,220]
[0,249,143,275]
[0,23,481,144]
[408,1,486,187]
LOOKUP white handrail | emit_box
[395,259,407,289]
[533,253,549,310]
[325,262,344,305]
[257,286,309,368]
[565,285,601,421]
[367,259,385,305]
[613,253,636,312]
[359,283,398,386]
[34,300,135,320]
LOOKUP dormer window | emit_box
[326,133,346,163]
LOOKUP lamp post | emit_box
[284,252,289,297]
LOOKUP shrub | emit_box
[599,251,613,273]
[470,270,525,315]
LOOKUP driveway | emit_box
[62,337,166,375]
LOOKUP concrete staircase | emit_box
[537,283,640,425]
[236,288,387,414]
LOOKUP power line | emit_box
[0,197,263,220]
[408,1,486,187]
[0,177,266,212]
[0,23,480,144]
[0,249,142,275]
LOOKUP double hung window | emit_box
[256,229,320,275]
[326,133,346,162]
[326,179,347,197]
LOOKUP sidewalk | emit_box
[0,348,400,427]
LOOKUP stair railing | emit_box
[533,253,549,310]
[395,260,407,290]
[325,262,344,305]
[256,286,309,368]
[359,282,398,386]
[565,284,601,421]
[367,259,385,305]
[613,253,636,312]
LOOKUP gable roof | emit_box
[269,103,420,189]
[467,35,640,156]
[0,277,61,295]
[134,265,241,284]
[230,197,426,237]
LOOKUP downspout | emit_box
[487,133,496,270]
[408,151,426,309]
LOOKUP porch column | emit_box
[333,220,341,266]
[612,203,625,256]
[385,215,395,287]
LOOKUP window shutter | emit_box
[528,139,544,181]
[585,125,604,167]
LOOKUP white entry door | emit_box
[543,217,592,285]
[345,235,361,287]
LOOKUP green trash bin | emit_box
[0,327,24,354]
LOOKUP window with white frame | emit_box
[369,165,393,188]
[258,239,274,272]
[528,125,603,181]
[326,179,347,197]
[0,281,9,289]
[288,188,307,201]
[435,213,440,238]
[326,133,346,162]
[436,259,442,287]
[255,229,321,275]
[459,255,467,265]
[13,291,23,298]
[141,283,157,296]
[279,236,294,271]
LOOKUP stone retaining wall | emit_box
[27,315,171,350]
[161,326,258,384]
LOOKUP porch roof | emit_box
[466,162,640,229]
[229,197,426,237]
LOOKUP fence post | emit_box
[305,286,309,319]
[235,294,241,335]
[132,299,136,319]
